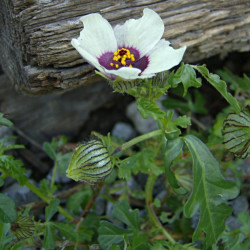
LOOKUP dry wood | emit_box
[0,0,249,94]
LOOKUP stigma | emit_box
[109,48,135,69]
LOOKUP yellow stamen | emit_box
[111,48,135,69]
[121,59,126,66]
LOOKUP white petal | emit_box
[104,67,142,80]
[77,13,117,58]
[142,40,186,75]
[71,38,104,72]
[114,9,164,57]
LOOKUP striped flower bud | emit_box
[223,109,250,159]
[11,216,35,240]
[66,140,113,184]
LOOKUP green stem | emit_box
[145,173,176,244]
[121,129,164,151]
[25,181,74,221]
[50,161,58,190]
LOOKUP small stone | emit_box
[3,181,38,207]
[232,196,249,216]
[127,176,142,191]
[226,216,242,230]
[191,211,200,229]
[126,101,158,134]
[111,122,136,140]
[92,197,106,215]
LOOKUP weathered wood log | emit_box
[0,0,249,95]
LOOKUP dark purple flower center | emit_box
[98,47,149,74]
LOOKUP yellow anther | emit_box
[111,48,135,68]
[121,59,126,66]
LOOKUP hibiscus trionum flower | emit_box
[71,8,186,81]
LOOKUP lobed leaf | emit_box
[45,199,60,222]
[0,194,17,223]
[112,201,140,231]
[98,221,133,249]
[43,224,55,250]
[136,98,165,121]
[183,135,239,248]
[194,65,241,113]
[168,63,201,96]
[118,149,163,181]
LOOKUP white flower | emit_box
[71,9,186,81]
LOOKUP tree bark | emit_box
[0,0,249,95]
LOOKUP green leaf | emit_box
[222,232,245,250]
[238,212,250,234]
[98,221,133,249]
[118,149,163,181]
[43,224,55,250]
[66,189,92,215]
[183,135,239,248]
[216,68,250,93]
[136,98,165,121]
[194,65,241,113]
[9,242,23,250]
[180,64,202,96]
[0,194,17,223]
[163,138,185,192]
[50,222,77,241]
[50,222,93,242]
[168,63,202,96]
[82,213,100,231]
[223,110,250,159]
[173,115,191,128]
[112,201,140,231]
[162,89,207,115]
[0,223,12,249]
[0,113,13,127]
[131,232,150,250]
[45,199,60,222]
[43,142,57,161]
[0,155,27,185]
[162,97,191,113]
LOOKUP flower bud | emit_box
[66,140,113,184]
[223,109,250,159]
[11,216,35,240]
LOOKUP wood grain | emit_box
[0,0,249,94]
